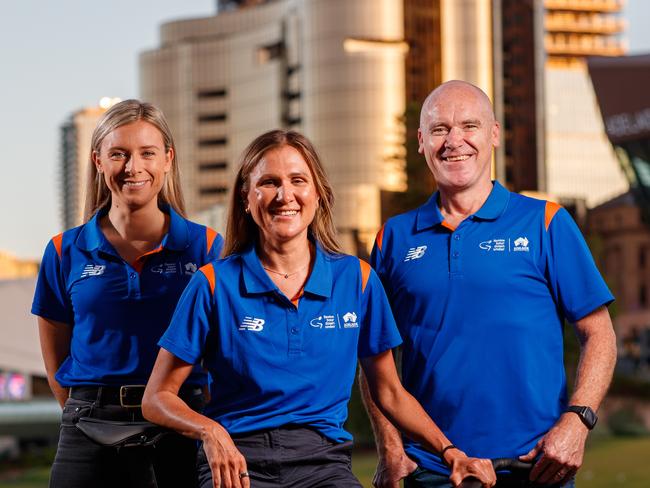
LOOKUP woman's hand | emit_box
[202,423,250,488]
[446,449,496,488]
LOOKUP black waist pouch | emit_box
[75,417,168,448]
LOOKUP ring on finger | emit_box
[239,471,250,479]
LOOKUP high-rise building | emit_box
[60,99,119,229]
[140,0,407,252]
[543,0,629,207]
[407,0,628,208]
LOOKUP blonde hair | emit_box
[224,129,341,256]
[83,99,186,221]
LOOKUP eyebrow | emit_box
[428,119,482,129]
[107,144,162,151]
[256,170,311,179]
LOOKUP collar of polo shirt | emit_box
[415,180,511,232]
[74,204,191,254]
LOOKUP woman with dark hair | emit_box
[142,129,496,488]
[32,99,223,487]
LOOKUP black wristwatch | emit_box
[566,405,598,430]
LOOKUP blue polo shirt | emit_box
[31,205,223,387]
[159,243,402,443]
[371,181,613,474]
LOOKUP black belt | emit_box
[70,384,203,408]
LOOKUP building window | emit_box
[197,88,227,99]
[199,162,228,171]
[199,186,228,195]
[198,138,228,147]
[198,113,228,123]
[282,90,300,101]
[257,41,284,64]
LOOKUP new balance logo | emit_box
[81,264,105,278]
[239,316,265,332]
[404,246,427,262]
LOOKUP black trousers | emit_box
[49,389,205,488]
[197,426,362,488]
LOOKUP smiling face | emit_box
[418,82,500,194]
[245,145,320,247]
[93,120,172,212]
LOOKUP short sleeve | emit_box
[545,207,614,322]
[207,230,224,262]
[159,266,215,365]
[358,266,402,358]
[31,238,72,324]
[370,226,385,276]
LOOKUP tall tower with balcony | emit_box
[543,0,628,207]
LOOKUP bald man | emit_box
[361,81,616,488]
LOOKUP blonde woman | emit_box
[32,100,223,487]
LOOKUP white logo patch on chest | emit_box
[239,316,265,332]
[479,237,530,253]
[81,264,106,278]
[404,245,427,262]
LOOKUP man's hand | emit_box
[520,413,588,485]
[373,449,418,488]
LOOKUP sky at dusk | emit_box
[1,0,649,259]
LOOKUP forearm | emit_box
[360,355,453,456]
[48,376,69,408]
[142,389,224,443]
[37,317,71,408]
[372,380,452,455]
[359,369,404,456]
[568,307,617,410]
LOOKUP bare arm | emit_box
[142,349,249,488]
[522,306,617,485]
[361,350,496,488]
[359,365,416,488]
[37,317,71,408]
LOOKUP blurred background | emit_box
[1,0,650,486]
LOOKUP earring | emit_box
[245,206,250,214]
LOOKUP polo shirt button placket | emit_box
[287,306,301,356]
[127,269,140,297]
[450,232,461,274]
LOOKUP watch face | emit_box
[583,407,598,429]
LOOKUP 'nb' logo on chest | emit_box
[404,245,427,262]
[81,264,106,278]
[239,316,265,332]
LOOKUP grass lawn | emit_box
[1,437,648,487]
